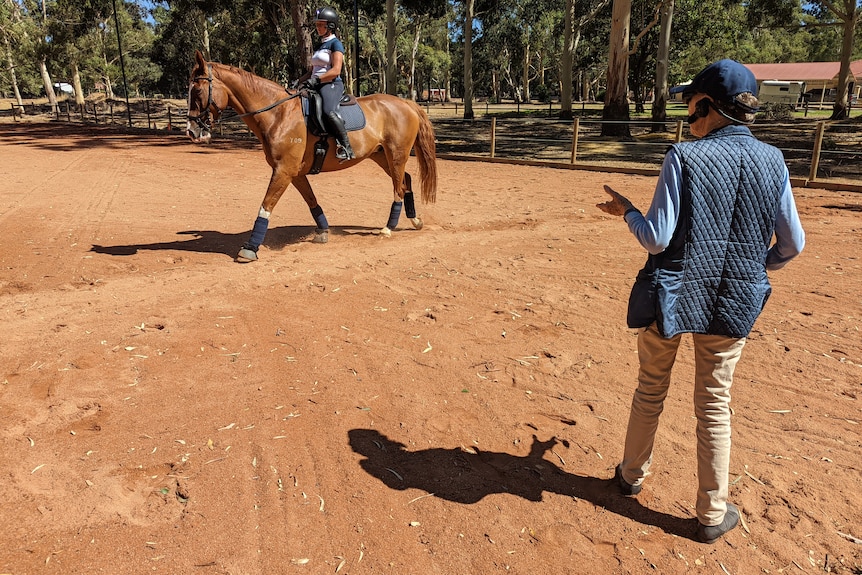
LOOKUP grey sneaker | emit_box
[697,503,739,544]
[615,464,642,496]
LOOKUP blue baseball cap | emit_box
[683,59,759,111]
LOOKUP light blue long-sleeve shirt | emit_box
[623,147,805,270]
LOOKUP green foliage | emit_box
[534,83,550,102]
[2,0,856,116]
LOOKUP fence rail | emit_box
[4,99,860,190]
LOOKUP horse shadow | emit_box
[89,225,381,258]
[348,429,698,541]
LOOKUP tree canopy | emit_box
[1,0,859,121]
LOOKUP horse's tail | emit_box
[409,101,438,204]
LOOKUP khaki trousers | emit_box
[619,323,746,526]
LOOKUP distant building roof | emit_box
[743,60,861,84]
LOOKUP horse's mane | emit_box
[212,62,285,95]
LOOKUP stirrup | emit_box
[336,144,354,161]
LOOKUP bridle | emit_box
[188,62,304,133]
[188,64,217,132]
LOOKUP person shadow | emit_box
[348,428,698,541]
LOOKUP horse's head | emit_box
[186,50,228,144]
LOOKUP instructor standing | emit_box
[596,59,805,544]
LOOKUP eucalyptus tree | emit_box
[601,0,632,136]
[601,0,667,136]
[0,0,33,103]
[455,0,476,118]
[17,0,59,111]
[560,0,611,118]
[49,0,157,103]
[803,0,859,119]
[478,4,523,101]
[414,22,451,100]
[373,0,446,96]
[48,0,93,106]
[649,0,672,130]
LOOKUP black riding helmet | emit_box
[315,7,339,31]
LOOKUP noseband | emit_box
[188,64,218,132]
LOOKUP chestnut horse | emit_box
[185,50,437,262]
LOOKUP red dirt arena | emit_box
[1,123,860,574]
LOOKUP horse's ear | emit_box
[193,50,206,73]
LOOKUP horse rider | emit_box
[293,6,355,161]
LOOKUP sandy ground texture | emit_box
[1,123,860,575]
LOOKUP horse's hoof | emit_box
[312,228,329,244]
[236,248,258,262]
[410,217,423,230]
[379,227,392,237]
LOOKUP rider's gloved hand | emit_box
[288,79,300,90]
[302,76,321,90]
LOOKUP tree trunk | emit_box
[601,0,631,138]
[3,32,23,106]
[650,0,673,132]
[829,0,857,120]
[492,69,499,103]
[444,39,451,102]
[72,61,85,107]
[560,0,575,118]
[288,0,313,75]
[409,21,422,100]
[385,0,397,95]
[462,0,474,119]
[39,57,58,113]
[522,35,530,102]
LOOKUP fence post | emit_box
[674,120,683,143]
[490,117,497,158]
[66,101,71,122]
[146,100,151,129]
[109,103,114,124]
[570,118,580,164]
[809,121,825,182]
[168,106,172,130]
[80,103,85,122]
[11,103,17,121]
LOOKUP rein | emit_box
[188,63,301,131]
[236,92,302,118]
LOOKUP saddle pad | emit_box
[301,97,367,132]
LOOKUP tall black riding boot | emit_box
[326,111,355,161]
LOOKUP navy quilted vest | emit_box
[627,125,786,338]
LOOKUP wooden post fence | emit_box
[490,117,497,158]
[809,121,825,181]
[570,118,580,163]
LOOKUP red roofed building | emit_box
[743,60,860,103]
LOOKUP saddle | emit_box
[302,91,366,137]
[301,91,366,174]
